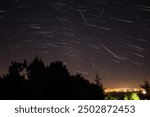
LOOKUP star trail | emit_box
[0,0,150,88]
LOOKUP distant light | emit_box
[134,89,137,91]
[142,90,146,94]
[124,89,127,92]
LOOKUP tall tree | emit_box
[27,57,46,80]
[140,80,150,99]
[1,60,27,80]
[48,61,70,79]
[94,73,105,99]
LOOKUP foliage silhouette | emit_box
[0,57,105,100]
[47,61,70,80]
[27,57,46,80]
[105,94,118,100]
[0,60,27,80]
[140,80,150,99]
[124,93,140,100]
[94,73,105,99]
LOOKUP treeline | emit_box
[0,57,105,100]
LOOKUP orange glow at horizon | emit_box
[104,88,145,93]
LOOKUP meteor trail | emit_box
[98,42,125,60]
[98,9,104,20]
[78,9,88,24]
[56,16,64,24]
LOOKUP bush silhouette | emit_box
[0,57,105,100]
[124,93,140,100]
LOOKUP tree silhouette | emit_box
[1,60,27,80]
[47,61,70,80]
[0,57,105,100]
[0,60,27,99]
[140,80,150,99]
[95,73,103,87]
[94,73,105,99]
[27,57,46,80]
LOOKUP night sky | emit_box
[0,0,150,88]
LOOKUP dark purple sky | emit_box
[0,0,150,88]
